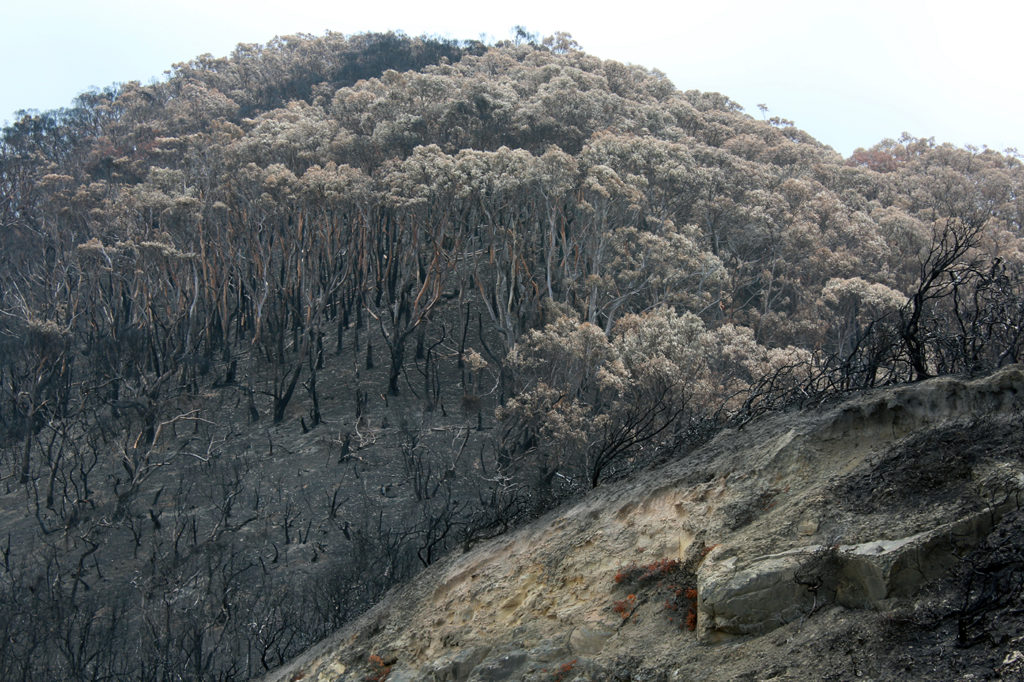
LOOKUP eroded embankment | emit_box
[263,366,1024,681]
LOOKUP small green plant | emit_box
[364,653,392,682]
[612,593,637,620]
[611,543,716,631]
[614,557,681,585]
[553,657,578,681]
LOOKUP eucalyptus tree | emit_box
[372,145,465,395]
[293,162,372,422]
[454,146,553,354]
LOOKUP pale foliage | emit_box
[821,277,907,319]
[500,306,813,487]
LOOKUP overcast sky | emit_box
[3,0,1020,157]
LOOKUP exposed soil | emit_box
[834,417,1024,515]
[261,367,1024,681]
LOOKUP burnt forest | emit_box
[1,30,1022,680]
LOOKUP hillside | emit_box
[264,367,1024,681]
[1,31,1023,679]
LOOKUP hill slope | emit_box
[2,32,1024,679]
[264,366,1024,681]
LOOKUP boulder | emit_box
[697,501,1021,642]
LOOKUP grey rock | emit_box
[385,668,424,682]
[427,645,491,681]
[697,553,816,641]
[697,503,1021,642]
[527,640,570,663]
[467,649,528,681]
[568,626,614,655]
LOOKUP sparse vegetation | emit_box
[364,653,392,681]
[553,657,578,681]
[612,547,715,631]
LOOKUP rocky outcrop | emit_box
[697,499,1023,642]
[263,366,1024,681]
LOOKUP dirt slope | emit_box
[263,366,1024,681]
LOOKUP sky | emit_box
[2,0,1021,158]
